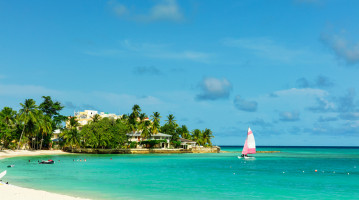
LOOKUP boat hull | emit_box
[39,161,54,164]
[237,156,255,159]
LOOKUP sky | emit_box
[1,0,359,146]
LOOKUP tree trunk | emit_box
[40,133,44,150]
[17,123,26,150]
[36,133,38,150]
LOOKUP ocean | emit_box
[1,146,359,199]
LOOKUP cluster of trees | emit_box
[61,116,129,149]
[0,96,66,150]
[61,104,214,149]
[120,104,214,147]
[1,98,214,150]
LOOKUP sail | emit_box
[241,128,256,155]
[242,138,248,155]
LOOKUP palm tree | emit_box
[131,104,141,118]
[91,114,101,124]
[128,105,142,133]
[150,112,161,135]
[25,119,37,149]
[38,114,52,150]
[61,117,80,150]
[180,125,191,139]
[192,129,202,145]
[139,113,147,122]
[202,128,214,146]
[138,113,148,135]
[17,99,39,150]
[151,112,161,122]
[0,107,17,149]
[165,114,176,125]
[140,120,152,142]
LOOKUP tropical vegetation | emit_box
[1,98,214,150]
[0,96,66,150]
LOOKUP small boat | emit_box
[238,127,256,159]
[0,170,6,179]
[7,165,15,168]
[39,159,54,164]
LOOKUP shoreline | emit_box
[0,150,90,200]
[0,182,90,200]
[0,150,70,160]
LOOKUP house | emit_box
[178,138,197,149]
[127,132,171,148]
[51,129,61,141]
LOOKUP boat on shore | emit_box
[238,127,256,159]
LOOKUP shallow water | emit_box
[1,147,359,200]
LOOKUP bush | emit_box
[129,141,137,148]
[171,141,181,148]
[139,139,166,148]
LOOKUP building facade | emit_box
[67,110,122,129]
[127,132,171,148]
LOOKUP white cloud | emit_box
[109,0,184,22]
[150,50,211,63]
[321,32,359,65]
[233,96,258,112]
[147,0,183,22]
[0,84,62,96]
[196,77,232,101]
[86,39,211,63]
[279,111,300,122]
[274,88,328,97]
[222,37,306,63]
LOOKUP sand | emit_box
[0,150,90,200]
[0,183,90,200]
[0,150,70,160]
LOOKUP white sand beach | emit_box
[0,150,90,200]
[0,183,90,200]
[0,150,69,160]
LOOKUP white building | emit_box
[69,110,122,128]
[127,132,171,148]
[178,138,197,149]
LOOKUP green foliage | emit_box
[0,107,17,149]
[171,140,181,148]
[78,117,128,149]
[0,97,66,150]
[129,141,138,148]
[0,100,215,150]
[160,114,179,142]
[139,139,166,148]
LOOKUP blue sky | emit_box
[1,0,359,146]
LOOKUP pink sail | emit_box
[241,127,256,155]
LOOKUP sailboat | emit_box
[238,127,256,159]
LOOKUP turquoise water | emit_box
[1,147,359,199]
